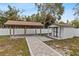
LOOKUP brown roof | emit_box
[4,20,43,27]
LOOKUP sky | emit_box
[0,3,76,22]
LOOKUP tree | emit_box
[66,20,70,24]
[35,3,64,28]
[0,16,6,27]
[31,14,36,21]
[25,16,31,21]
[45,14,55,27]
[35,13,43,22]
[0,10,7,27]
[0,5,24,27]
[73,3,79,19]
[71,19,79,28]
[5,5,23,20]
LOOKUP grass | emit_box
[0,36,30,56]
[44,37,79,56]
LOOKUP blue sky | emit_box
[0,3,76,22]
[62,3,76,22]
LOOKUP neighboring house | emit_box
[48,23,75,39]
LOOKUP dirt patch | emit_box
[0,36,30,56]
[44,37,79,56]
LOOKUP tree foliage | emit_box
[0,16,6,27]
[0,4,64,28]
[0,5,23,27]
[71,19,79,28]
[35,3,64,27]
[0,10,7,27]
[73,3,79,19]
[5,5,23,20]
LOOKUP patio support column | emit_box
[60,27,61,38]
[25,27,26,35]
[48,27,49,36]
[35,28,37,35]
[13,26,15,36]
[10,26,11,37]
[51,28,52,36]
[40,28,41,35]
[24,26,26,36]
[25,27,27,35]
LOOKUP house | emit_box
[48,23,75,39]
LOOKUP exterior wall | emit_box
[61,27,75,39]
[50,27,79,39]
[58,27,64,39]
[74,29,79,37]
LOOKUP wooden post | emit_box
[25,27,27,35]
[25,26,26,36]
[56,27,58,37]
[60,27,61,38]
[40,28,41,35]
[13,27,15,36]
[24,26,26,36]
[10,26,11,37]
[48,27,49,36]
[51,28,52,36]
[35,28,37,35]
[52,28,53,36]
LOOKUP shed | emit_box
[4,20,43,37]
[48,23,74,39]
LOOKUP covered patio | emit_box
[4,20,43,37]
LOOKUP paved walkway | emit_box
[26,36,62,56]
[36,36,53,41]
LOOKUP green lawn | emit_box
[0,36,30,56]
[44,37,79,56]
